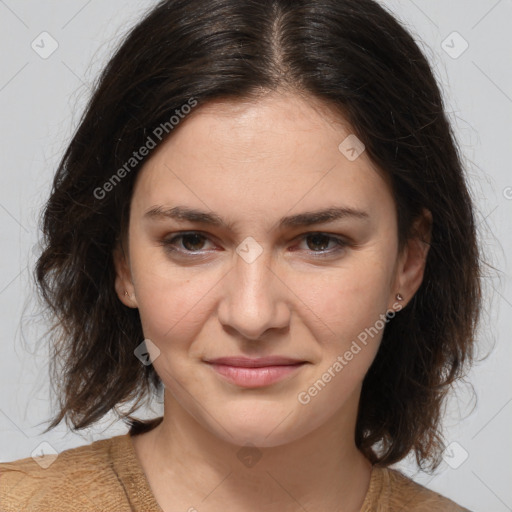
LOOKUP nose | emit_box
[217,247,291,341]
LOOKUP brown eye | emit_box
[298,233,348,257]
[160,232,214,255]
[305,233,332,252]
[293,233,351,258]
[179,233,208,251]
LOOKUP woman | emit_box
[0,0,481,510]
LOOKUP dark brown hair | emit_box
[36,0,482,471]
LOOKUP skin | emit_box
[113,90,432,512]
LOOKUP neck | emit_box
[133,390,372,512]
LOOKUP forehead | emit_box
[131,91,394,226]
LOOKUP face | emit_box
[114,91,429,448]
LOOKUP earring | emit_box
[396,292,404,301]
[124,291,129,297]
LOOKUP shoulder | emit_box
[0,434,131,512]
[368,466,472,512]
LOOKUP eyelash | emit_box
[159,231,349,259]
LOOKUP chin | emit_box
[204,405,312,449]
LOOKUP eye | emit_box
[295,232,349,257]
[160,232,215,255]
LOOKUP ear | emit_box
[390,208,432,310]
[112,238,139,308]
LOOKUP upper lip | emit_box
[204,356,306,368]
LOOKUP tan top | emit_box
[0,423,471,512]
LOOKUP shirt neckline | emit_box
[111,431,165,512]
[111,425,384,512]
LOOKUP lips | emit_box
[205,356,306,367]
[204,356,307,388]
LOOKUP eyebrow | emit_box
[143,205,370,230]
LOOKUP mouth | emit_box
[203,356,308,388]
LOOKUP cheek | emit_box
[292,270,389,410]
[300,260,392,342]
[130,246,218,344]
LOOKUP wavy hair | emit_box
[36,0,482,470]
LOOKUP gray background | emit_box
[1,1,511,510]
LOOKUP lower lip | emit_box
[207,363,305,388]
